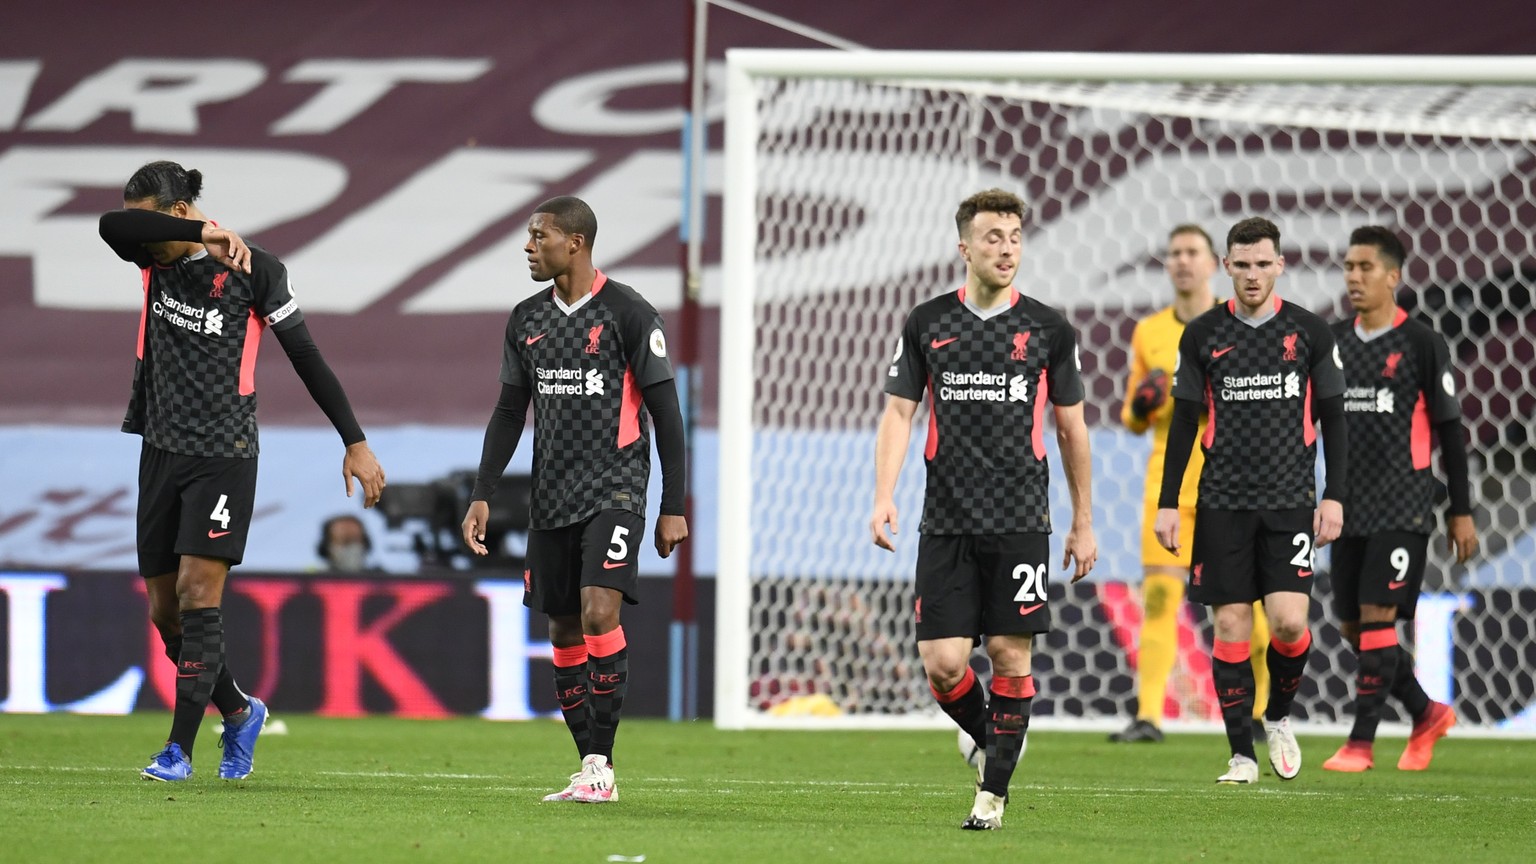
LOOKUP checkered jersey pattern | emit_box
[1333,309,1462,536]
[1170,298,1345,510]
[123,246,303,458]
[501,272,675,529]
[885,287,1085,535]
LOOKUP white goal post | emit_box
[716,51,1536,732]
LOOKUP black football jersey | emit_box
[884,285,1085,535]
[1170,296,1345,510]
[501,272,675,529]
[1333,308,1462,535]
[123,246,303,458]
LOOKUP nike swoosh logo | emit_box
[591,688,616,695]
[176,672,201,678]
[208,530,231,539]
[1220,699,1245,709]
[1018,603,1044,616]
[1297,569,1313,577]
[930,337,959,349]
[1211,346,1236,358]
[1279,756,1296,774]
[525,333,547,345]
[601,560,627,570]
[1389,582,1407,590]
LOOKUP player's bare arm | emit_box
[1447,513,1479,563]
[1314,499,1343,547]
[1054,401,1097,581]
[343,440,386,508]
[462,501,490,556]
[655,514,689,558]
[1153,508,1181,553]
[870,395,918,551]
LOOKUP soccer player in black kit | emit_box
[1155,217,1347,785]
[98,161,386,782]
[870,189,1097,830]
[462,196,687,804]
[1321,226,1477,774]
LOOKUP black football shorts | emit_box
[1329,531,1429,622]
[1189,507,1316,605]
[523,509,645,616]
[914,532,1052,641]
[137,441,259,576]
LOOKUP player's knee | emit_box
[921,656,971,690]
[579,586,622,629]
[175,588,221,611]
[174,578,223,611]
[984,637,1033,677]
[1212,606,1253,640]
[579,604,620,636]
[547,615,583,645]
[1269,618,1308,644]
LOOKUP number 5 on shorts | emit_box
[606,526,630,562]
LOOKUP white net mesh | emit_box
[723,67,1536,731]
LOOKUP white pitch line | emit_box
[4,766,1530,803]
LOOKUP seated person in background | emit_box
[318,514,374,571]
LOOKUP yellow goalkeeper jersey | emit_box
[1121,304,1210,507]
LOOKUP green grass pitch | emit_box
[2,713,1532,863]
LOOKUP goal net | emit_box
[715,52,1536,733]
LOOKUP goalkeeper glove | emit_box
[1130,368,1169,420]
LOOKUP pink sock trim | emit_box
[1271,629,1312,658]
[584,627,627,659]
[991,675,1036,699]
[1213,639,1250,664]
[1359,628,1398,652]
[552,644,589,667]
[930,666,977,704]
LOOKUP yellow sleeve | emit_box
[1121,321,1151,435]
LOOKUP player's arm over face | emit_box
[98,207,251,272]
[99,208,202,269]
[870,395,919,551]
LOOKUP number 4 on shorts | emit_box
[209,494,232,530]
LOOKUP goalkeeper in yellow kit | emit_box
[1109,225,1269,743]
